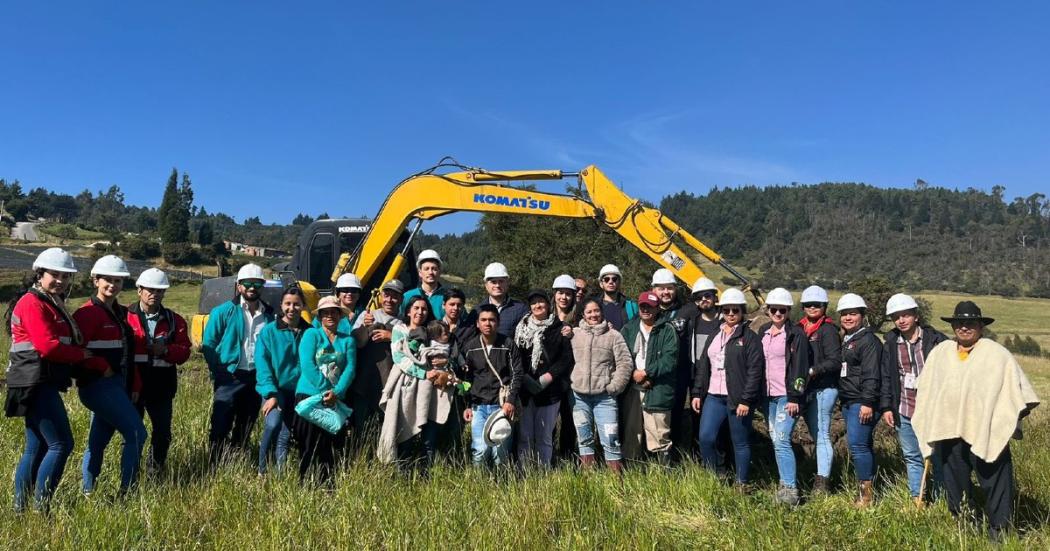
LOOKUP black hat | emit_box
[940,301,994,326]
[526,289,550,303]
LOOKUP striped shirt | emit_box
[897,327,925,418]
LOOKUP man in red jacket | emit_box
[126,268,191,472]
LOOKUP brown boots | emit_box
[579,455,623,476]
[812,475,828,495]
[854,481,874,508]
[580,454,597,468]
[607,460,623,476]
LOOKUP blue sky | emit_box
[2,2,1048,235]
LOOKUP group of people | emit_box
[4,247,1041,539]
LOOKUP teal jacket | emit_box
[620,316,678,411]
[202,299,275,376]
[401,284,448,320]
[254,318,307,399]
[296,326,356,399]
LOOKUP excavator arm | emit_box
[333,163,761,307]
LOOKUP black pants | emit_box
[937,438,1015,530]
[135,394,174,469]
[295,395,347,487]
[208,369,259,464]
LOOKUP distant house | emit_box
[223,240,291,258]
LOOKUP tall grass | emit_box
[1,285,1048,548]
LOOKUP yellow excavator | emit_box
[190,160,760,344]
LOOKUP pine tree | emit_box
[158,168,190,244]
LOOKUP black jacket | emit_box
[457,333,523,406]
[756,322,812,405]
[515,319,574,406]
[837,328,882,408]
[879,325,948,424]
[690,322,765,408]
[803,319,842,391]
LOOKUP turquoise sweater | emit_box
[296,326,356,399]
[401,284,448,320]
[202,299,274,376]
[254,318,306,399]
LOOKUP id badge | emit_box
[840,362,848,377]
[903,373,918,390]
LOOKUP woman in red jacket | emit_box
[73,255,148,495]
[126,268,191,472]
[5,248,86,512]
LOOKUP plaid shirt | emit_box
[897,327,925,418]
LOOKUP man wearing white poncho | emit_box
[912,301,1039,540]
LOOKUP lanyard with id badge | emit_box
[902,338,919,390]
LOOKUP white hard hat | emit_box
[484,262,509,280]
[837,293,867,312]
[33,247,77,273]
[765,287,794,307]
[135,268,170,289]
[691,277,717,294]
[416,249,442,270]
[335,273,362,290]
[800,285,830,304]
[886,293,919,316]
[717,288,747,306]
[651,268,676,286]
[91,255,131,278]
[599,264,621,278]
[237,263,265,282]
[552,274,576,291]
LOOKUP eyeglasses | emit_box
[240,281,264,289]
[721,307,742,315]
[693,292,715,300]
[801,302,824,309]
[335,287,360,295]
[769,307,789,315]
[601,276,619,283]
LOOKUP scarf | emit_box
[515,315,555,373]
[799,315,834,338]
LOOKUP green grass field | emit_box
[1,284,1048,549]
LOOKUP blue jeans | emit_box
[766,396,799,488]
[803,387,838,477]
[136,396,173,470]
[13,383,74,512]
[258,390,294,474]
[897,415,943,498]
[470,404,513,467]
[79,376,148,493]
[572,392,621,461]
[698,395,753,483]
[844,402,876,482]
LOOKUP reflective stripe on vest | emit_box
[86,339,124,349]
[10,341,36,352]
[134,353,172,368]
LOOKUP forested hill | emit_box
[659,184,1050,298]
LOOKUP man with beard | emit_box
[595,264,638,331]
[671,277,722,460]
[202,263,275,465]
[350,279,405,440]
[401,249,449,320]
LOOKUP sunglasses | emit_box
[335,287,360,295]
[693,292,715,300]
[769,307,789,315]
[601,276,620,283]
[801,302,824,309]
[240,281,264,289]
[721,307,742,315]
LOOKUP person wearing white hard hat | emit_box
[756,288,811,505]
[126,268,191,473]
[835,292,883,508]
[596,264,638,331]
[317,273,363,332]
[690,288,764,488]
[6,248,85,512]
[650,268,681,318]
[465,262,528,339]
[671,276,722,460]
[620,291,679,465]
[401,249,450,320]
[797,284,841,494]
[551,275,581,460]
[73,255,148,495]
[878,293,948,507]
[202,263,275,465]
[552,274,580,329]
[254,285,308,475]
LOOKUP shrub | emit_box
[162,242,202,266]
[123,236,162,260]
